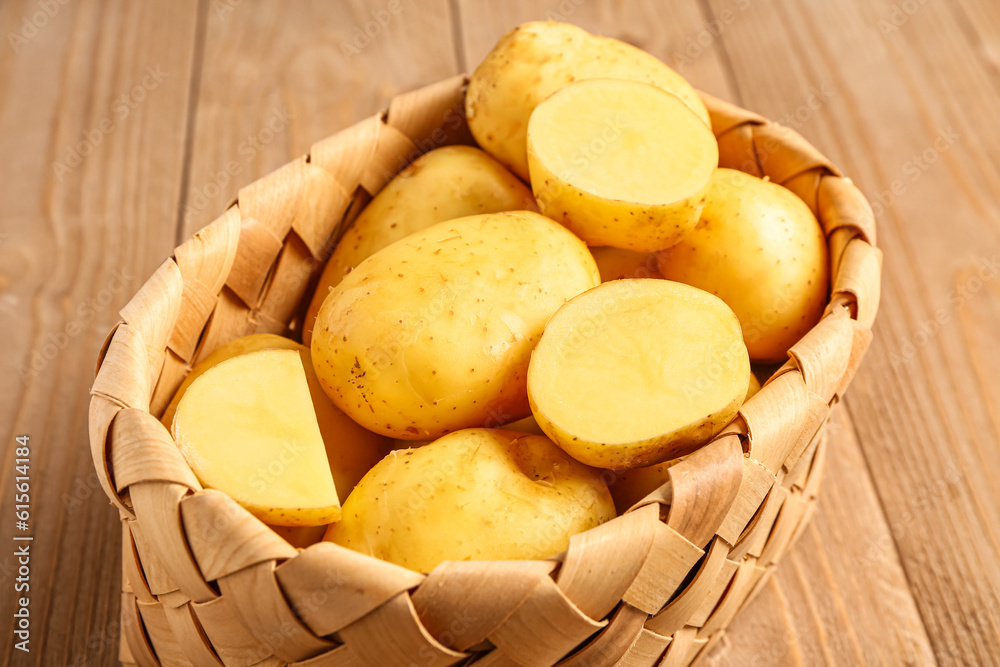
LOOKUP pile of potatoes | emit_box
[167,22,829,572]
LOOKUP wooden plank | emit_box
[0,0,201,665]
[700,0,1000,663]
[179,0,462,240]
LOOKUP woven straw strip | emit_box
[98,76,878,667]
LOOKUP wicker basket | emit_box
[89,74,881,667]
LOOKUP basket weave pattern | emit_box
[90,75,881,667]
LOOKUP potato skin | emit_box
[466,21,710,180]
[657,169,830,362]
[311,211,600,439]
[325,428,616,572]
[303,146,536,345]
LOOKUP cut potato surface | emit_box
[311,211,600,440]
[467,21,710,180]
[528,279,750,469]
[528,79,717,252]
[657,168,829,361]
[163,333,390,504]
[303,146,536,345]
[173,349,341,526]
[160,333,300,428]
[325,428,615,572]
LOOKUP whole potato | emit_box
[467,21,710,180]
[303,146,536,345]
[325,428,616,572]
[657,169,829,361]
[311,211,600,439]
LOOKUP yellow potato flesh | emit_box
[325,428,615,572]
[528,279,750,469]
[467,21,710,180]
[528,79,717,252]
[303,146,536,345]
[590,247,663,282]
[163,333,390,504]
[311,211,600,440]
[173,349,340,526]
[657,169,830,362]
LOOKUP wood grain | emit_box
[0,1,201,665]
[179,0,462,240]
[699,0,1000,663]
[2,0,999,665]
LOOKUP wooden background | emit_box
[1,0,998,665]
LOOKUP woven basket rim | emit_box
[91,74,881,667]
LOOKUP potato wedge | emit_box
[527,279,750,469]
[303,146,536,345]
[163,334,390,504]
[657,168,829,361]
[173,349,340,526]
[528,79,717,252]
[467,21,709,180]
[325,428,615,571]
[311,211,600,440]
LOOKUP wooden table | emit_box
[2,1,998,665]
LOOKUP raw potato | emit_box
[311,211,600,440]
[173,349,340,526]
[325,428,615,571]
[528,79,717,252]
[528,279,751,469]
[467,21,710,180]
[162,334,390,504]
[303,146,537,345]
[590,247,662,282]
[746,373,762,401]
[657,168,830,361]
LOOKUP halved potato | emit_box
[173,348,340,526]
[303,146,536,345]
[527,279,750,469]
[528,79,717,252]
[467,21,710,180]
